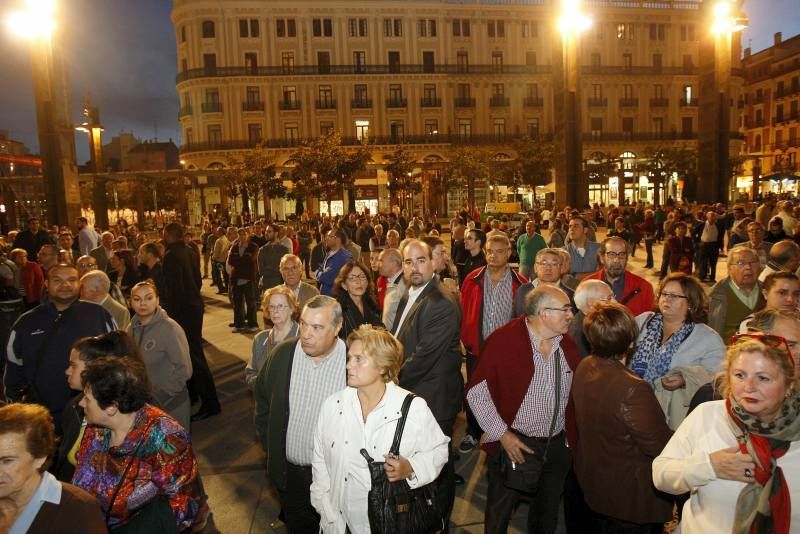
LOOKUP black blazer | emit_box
[338,293,383,340]
[393,278,463,425]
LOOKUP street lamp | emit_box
[6,0,80,226]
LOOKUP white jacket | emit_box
[310,382,449,534]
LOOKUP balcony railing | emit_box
[650,98,670,107]
[178,105,193,117]
[582,65,697,76]
[454,97,476,108]
[278,100,301,110]
[489,95,510,107]
[351,99,372,109]
[587,97,608,107]
[583,131,697,142]
[523,96,544,107]
[618,98,639,107]
[241,101,264,112]
[386,98,407,108]
[176,63,554,82]
[420,97,441,108]
[315,99,337,110]
[201,102,223,113]
[773,112,800,126]
[679,98,698,107]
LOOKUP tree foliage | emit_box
[222,145,284,216]
[639,146,697,204]
[384,145,420,208]
[510,136,556,188]
[444,147,492,211]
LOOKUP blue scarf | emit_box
[629,313,695,385]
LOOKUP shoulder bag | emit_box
[359,394,443,534]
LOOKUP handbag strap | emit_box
[388,394,416,456]
[540,347,562,462]
[104,427,150,525]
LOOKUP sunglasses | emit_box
[730,333,795,366]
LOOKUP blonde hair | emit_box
[261,285,300,325]
[720,338,797,398]
[346,324,404,383]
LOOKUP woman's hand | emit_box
[661,373,686,391]
[383,454,414,482]
[709,446,756,483]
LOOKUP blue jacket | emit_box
[5,300,114,418]
[314,248,353,296]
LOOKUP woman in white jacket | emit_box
[310,324,449,534]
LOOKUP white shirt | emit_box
[393,280,430,335]
[653,400,800,534]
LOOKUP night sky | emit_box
[0,0,798,163]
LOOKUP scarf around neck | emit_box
[629,312,694,386]
[726,393,800,534]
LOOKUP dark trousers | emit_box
[436,418,457,532]
[211,260,226,290]
[174,306,221,412]
[278,463,320,534]
[595,515,663,534]
[698,242,719,281]
[485,435,571,534]
[658,246,671,279]
[464,353,482,440]
[564,467,599,534]
[231,280,258,328]
[644,239,654,268]
[299,251,311,279]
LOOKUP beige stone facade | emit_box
[171,0,741,211]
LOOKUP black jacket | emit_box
[162,241,203,316]
[12,229,54,260]
[393,279,463,424]
[139,261,167,298]
[337,293,383,340]
[55,395,83,481]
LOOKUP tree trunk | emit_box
[347,184,357,214]
[262,186,271,219]
[468,177,476,215]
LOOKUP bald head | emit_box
[769,240,800,272]
[80,270,111,303]
[574,279,614,314]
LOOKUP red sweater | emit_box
[467,315,581,456]
[20,261,44,305]
[584,269,655,317]
[460,266,527,357]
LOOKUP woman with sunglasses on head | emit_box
[245,285,300,388]
[653,335,800,534]
[332,260,384,341]
[629,273,726,428]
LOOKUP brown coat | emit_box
[28,481,106,534]
[572,356,674,524]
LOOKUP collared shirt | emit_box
[467,328,572,442]
[283,283,301,301]
[482,268,514,341]
[286,338,347,465]
[10,471,62,534]
[393,281,430,336]
[729,279,760,310]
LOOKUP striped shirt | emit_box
[286,338,347,465]
[467,330,572,442]
[482,268,514,341]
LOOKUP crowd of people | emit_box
[0,195,797,533]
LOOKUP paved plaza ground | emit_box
[191,232,727,533]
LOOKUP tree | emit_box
[221,146,285,218]
[444,147,492,213]
[639,146,697,205]
[383,145,419,212]
[511,136,556,189]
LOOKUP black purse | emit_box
[359,394,443,534]
[500,349,562,493]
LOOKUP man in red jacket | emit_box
[584,236,654,316]
[459,234,527,454]
[467,285,580,534]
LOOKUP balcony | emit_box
[351,99,372,109]
[278,100,301,111]
[316,99,337,110]
[650,98,670,107]
[241,100,264,112]
[582,65,697,76]
[587,97,608,107]
[201,102,222,113]
[583,131,697,142]
[386,98,407,108]
[420,97,441,108]
[523,96,544,107]
[454,97,476,108]
[773,112,800,126]
[679,98,698,107]
[775,86,800,99]
[618,98,639,108]
[178,105,193,118]
[489,95,510,107]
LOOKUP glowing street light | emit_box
[557,0,592,35]
[5,0,57,41]
[711,0,748,35]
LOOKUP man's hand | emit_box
[499,431,534,464]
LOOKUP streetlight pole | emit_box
[6,0,80,226]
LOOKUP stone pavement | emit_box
[191,233,728,533]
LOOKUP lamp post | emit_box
[6,0,80,226]
[554,0,591,209]
[75,98,107,228]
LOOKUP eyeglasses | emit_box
[535,261,560,268]
[594,294,615,303]
[659,292,688,301]
[731,259,759,268]
[77,262,97,268]
[730,333,795,366]
[542,306,573,314]
[486,248,508,256]
[346,274,368,282]
[268,304,289,312]
[604,251,627,260]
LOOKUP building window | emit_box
[318,85,333,105]
[680,24,695,41]
[282,86,297,105]
[320,121,335,136]
[453,19,470,37]
[653,84,664,98]
[203,53,216,73]
[493,118,506,139]
[457,51,469,72]
[591,117,602,138]
[248,123,262,145]
[487,20,505,38]
[312,18,333,37]
[353,51,366,72]
[202,20,215,38]
[317,51,331,73]
[623,84,633,99]
[285,124,299,142]
[652,54,663,69]
[418,19,437,37]
[527,83,539,98]
[388,51,401,72]
[525,52,536,66]
[184,127,193,145]
[245,52,258,73]
[389,84,403,101]
[423,84,437,100]
[422,51,434,72]
[458,119,472,139]
[776,129,784,146]
[277,19,296,38]
[207,124,222,144]
[348,18,368,37]
[492,52,503,71]
[390,121,405,141]
[617,23,634,40]
[424,119,438,136]
[527,118,539,137]
[240,19,259,38]
[246,86,260,105]
[281,52,295,73]
[591,53,601,67]
[684,85,693,103]
[682,117,693,135]
[653,117,664,135]
[649,23,666,40]
[180,26,186,42]
[522,21,538,38]
[354,84,368,103]
[592,84,602,98]
[457,83,470,98]
[355,120,369,141]
[492,84,505,97]
[384,18,402,37]
[205,88,219,104]
[622,117,634,135]
[622,53,632,69]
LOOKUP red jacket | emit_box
[466,315,581,456]
[20,261,44,305]
[584,269,654,316]
[460,266,527,357]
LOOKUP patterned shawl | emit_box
[629,312,695,386]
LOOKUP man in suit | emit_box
[392,239,462,530]
[89,232,114,273]
[279,254,319,309]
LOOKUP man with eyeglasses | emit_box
[279,254,318,309]
[459,234,528,454]
[467,285,580,533]
[708,248,765,340]
[584,236,654,316]
[315,228,353,296]
[733,221,772,271]
[514,248,576,316]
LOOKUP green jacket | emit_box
[253,337,299,491]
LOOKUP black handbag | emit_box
[500,348,562,493]
[359,394,443,534]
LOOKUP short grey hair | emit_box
[303,295,343,328]
[535,248,564,265]
[728,246,757,267]
[380,248,402,268]
[748,308,800,333]
[524,285,569,316]
[279,253,302,269]
[574,279,612,313]
[80,270,111,294]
